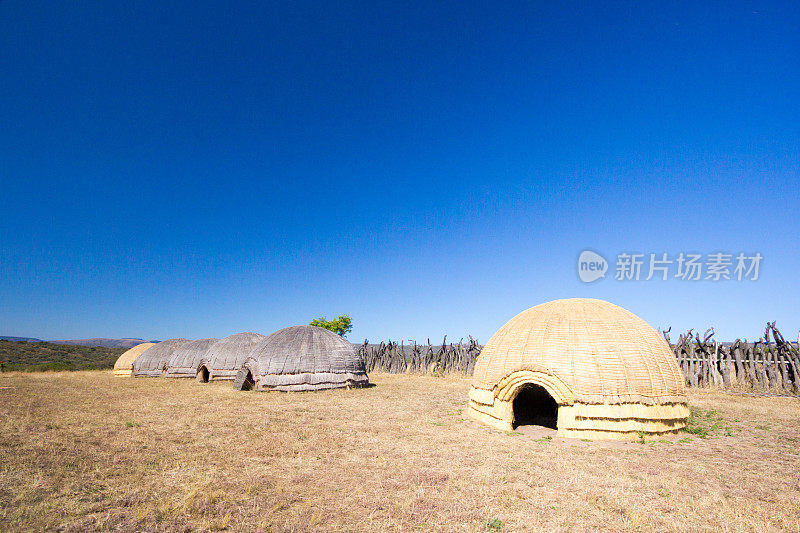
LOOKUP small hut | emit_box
[233,325,369,391]
[165,338,218,379]
[113,343,156,377]
[468,299,689,440]
[132,339,191,377]
[206,332,267,381]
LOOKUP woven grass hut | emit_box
[206,332,267,381]
[132,338,191,377]
[113,343,156,377]
[165,338,218,379]
[468,299,689,440]
[233,325,369,391]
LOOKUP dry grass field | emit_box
[1,371,799,532]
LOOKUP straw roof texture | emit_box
[132,339,191,377]
[234,325,369,391]
[468,299,688,440]
[207,332,267,381]
[165,338,218,378]
[113,343,156,377]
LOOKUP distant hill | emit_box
[50,338,154,349]
[0,336,44,343]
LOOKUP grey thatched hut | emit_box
[207,332,267,381]
[133,338,191,377]
[165,338,218,379]
[233,325,369,391]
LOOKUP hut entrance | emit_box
[512,384,558,430]
[197,365,210,383]
[233,366,256,391]
[240,370,255,390]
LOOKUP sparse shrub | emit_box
[485,517,504,530]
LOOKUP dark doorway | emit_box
[240,370,255,391]
[233,367,255,391]
[197,366,210,383]
[512,384,558,430]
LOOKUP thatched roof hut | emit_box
[165,338,218,379]
[468,299,688,440]
[207,332,267,381]
[132,338,191,377]
[233,325,369,391]
[113,343,156,377]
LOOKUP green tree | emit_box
[309,315,353,337]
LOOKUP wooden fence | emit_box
[356,323,800,396]
[357,336,481,376]
[664,323,800,395]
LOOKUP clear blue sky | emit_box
[1,1,798,343]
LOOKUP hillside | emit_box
[0,337,155,348]
[51,338,153,349]
[0,340,126,372]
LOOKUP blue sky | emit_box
[1,1,798,343]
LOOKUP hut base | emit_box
[209,370,237,381]
[113,369,133,378]
[468,386,689,441]
[164,368,196,379]
[258,371,370,391]
[132,370,165,378]
[259,380,370,392]
[234,367,370,392]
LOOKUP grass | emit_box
[1,371,799,531]
[685,407,736,439]
[484,516,504,530]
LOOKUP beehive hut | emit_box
[132,338,191,377]
[206,332,267,381]
[113,343,156,377]
[468,299,689,440]
[233,325,369,391]
[165,338,218,379]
